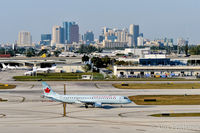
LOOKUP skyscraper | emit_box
[40,34,51,45]
[63,21,79,44]
[51,26,64,46]
[17,31,32,47]
[70,24,79,43]
[83,30,94,44]
[129,24,139,47]
[137,36,144,47]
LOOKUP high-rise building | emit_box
[177,38,187,47]
[51,26,64,46]
[17,31,32,47]
[83,31,94,44]
[63,21,79,44]
[40,34,51,45]
[137,36,144,47]
[99,35,104,43]
[129,24,139,47]
[70,24,79,43]
[115,29,128,42]
[127,34,133,48]
[41,34,51,41]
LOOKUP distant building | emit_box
[102,40,127,48]
[137,36,144,47]
[115,29,128,42]
[129,24,139,47]
[127,34,133,48]
[17,31,32,47]
[70,24,79,43]
[40,34,51,45]
[83,31,94,44]
[177,38,187,47]
[99,35,104,43]
[51,26,64,46]
[63,21,79,44]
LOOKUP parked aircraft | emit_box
[42,82,132,108]
[24,67,37,76]
[2,63,16,70]
[36,65,57,72]
[24,65,56,75]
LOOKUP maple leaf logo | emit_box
[44,87,51,93]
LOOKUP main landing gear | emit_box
[85,104,88,108]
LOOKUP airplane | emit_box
[36,65,57,72]
[24,65,56,75]
[15,65,30,70]
[24,67,37,76]
[42,82,132,108]
[1,63,16,70]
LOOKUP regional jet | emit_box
[36,65,57,72]
[42,82,132,108]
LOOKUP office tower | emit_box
[129,24,139,47]
[115,29,128,42]
[83,30,94,44]
[41,34,51,41]
[63,21,79,44]
[128,34,133,48]
[137,36,144,47]
[70,24,79,43]
[99,35,104,43]
[177,38,187,47]
[17,31,32,47]
[103,27,110,35]
[51,26,64,46]
[41,34,51,45]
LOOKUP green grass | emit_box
[0,83,16,89]
[151,113,200,117]
[128,95,200,105]
[13,73,104,81]
[113,83,200,89]
[0,98,8,102]
[107,78,200,81]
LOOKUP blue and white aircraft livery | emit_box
[42,82,132,108]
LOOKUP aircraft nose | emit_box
[128,99,132,103]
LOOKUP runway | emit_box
[1,71,200,133]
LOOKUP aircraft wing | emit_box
[76,100,102,107]
[76,99,95,104]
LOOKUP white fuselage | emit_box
[46,94,131,105]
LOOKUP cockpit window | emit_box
[124,97,128,99]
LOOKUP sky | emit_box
[0,0,200,44]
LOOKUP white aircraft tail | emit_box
[2,63,7,68]
[33,67,37,72]
[42,82,57,96]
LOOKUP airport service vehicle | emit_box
[42,82,132,108]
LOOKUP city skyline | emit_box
[0,0,200,44]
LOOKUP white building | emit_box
[51,26,63,46]
[17,31,32,47]
[137,36,144,47]
[102,40,127,48]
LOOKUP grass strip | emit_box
[114,83,200,89]
[129,95,200,105]
[151,113,200,117]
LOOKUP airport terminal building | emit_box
[113,65,200,78]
